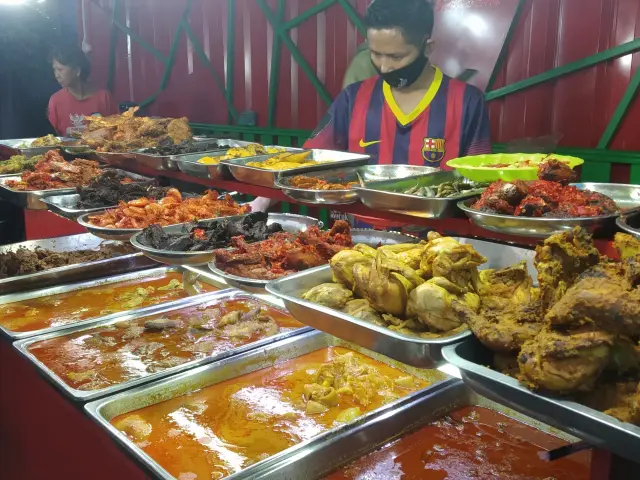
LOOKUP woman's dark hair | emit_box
[365,0,435,46]
[49,44,91,81]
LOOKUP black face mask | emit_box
[375,52,428,89]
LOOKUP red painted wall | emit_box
[82,0,640,150]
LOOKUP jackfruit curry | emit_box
[0,272,216,333]
[29,298,302,391]
[326,406,590,480]
[111,347,432,479]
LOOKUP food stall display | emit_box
[15,291,304,400]
[0,267,219,339]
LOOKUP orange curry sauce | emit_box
[327,406,591,480]
[0,272,216,333]
[110,347,431,479]
[29,298,302,391]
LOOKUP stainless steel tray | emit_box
[209,229,420,294]
[617,211,640,240]
[266,237,536,368]
[0,265,227,340]
[442,337,640,462]
[138,138,257,173]
[257,380,585,479]
[0,137,76,158]
[0,175,76,209]
[84,329,451,479]
[0,233,156,295]
[40,170,155,220]
[223,149,370,188]
[14,289,309,401]
[459,182,640,239]
[275,165,441,205]
[354,170,482,218]
[130,212,321,267]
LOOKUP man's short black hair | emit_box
[49,43,91,81]
[365,0,435,46]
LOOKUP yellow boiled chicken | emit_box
[353,249,425,317]
[330,244,376,289]
[420,232,487,289]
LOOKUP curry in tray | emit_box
[111,347,431,479]
[28,298,302,391]
[0,272,216,333]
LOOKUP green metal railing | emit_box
[98,0,640,185]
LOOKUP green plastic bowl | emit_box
[446,153,584,182]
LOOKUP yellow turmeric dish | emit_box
[246,151,322,170]
[111,347,432,479]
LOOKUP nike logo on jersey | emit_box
[359,139,381,148]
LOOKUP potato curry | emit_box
[29,298,302,392]
[111,347,431,479]
[0,272,216,333]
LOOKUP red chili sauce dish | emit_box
[326,406,591,480]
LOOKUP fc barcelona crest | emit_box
[422,137,446,163]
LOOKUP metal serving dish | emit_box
[266,237,536,368]
[130,212,321,267]
[14,289,309,401]
[459,182,640,239]
[275,165,440,205]
[39,170,155,220]
[442,337,640,463]
[354,170,482,218]
[223,149,370,188]
[209,229,419,294]
[0,175,76,209]
[617,210,640,240]
[0,233,156,296]
[0,137,76,158]
[84,329,451,479]
[0,265,226,340]
[133,139,256,172]
[255,380,586,479]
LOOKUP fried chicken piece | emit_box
[579,380,640,425]
[544,261,640,336]
[456,262,544,352]
[518,327,614,393]
[167,118,192,144]
[537,159,577,185]
[535,226,600,308]
[615,233,640,261]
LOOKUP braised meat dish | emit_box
[0,243,134,278]
[472,161,617,218]
[81,107,192,152]
[87,190,250,229]
[213,220,353,280]
[138,212,283,251]
[5,150,103,191]
[289,175,358,190]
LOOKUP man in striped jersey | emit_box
[305,0,492,166]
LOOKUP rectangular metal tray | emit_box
[0,265,227,340]
[275,164,440,205]
[14,289,310,401]
[0,137,76,158]
[0,233,157,296]
[353,170,483,218]
[266,237,536,368]
[223,149,370,188]
[0,168,152,210]
[256,380,585,479]
[84,329,452,480]
[442,337,640,463]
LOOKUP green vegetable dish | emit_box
[0,155,41,175]
[403,179,487,198]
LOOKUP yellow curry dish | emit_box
[246,151,322,170]
[29,298,302,391]
[0,272,217,334]
[110,347,431,479]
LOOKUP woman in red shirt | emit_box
[47,44,118,136]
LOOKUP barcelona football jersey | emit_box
[304,67,491,166]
